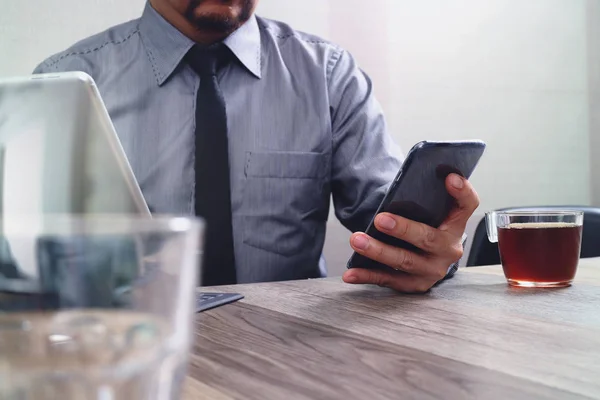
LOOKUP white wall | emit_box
[1,0,596,274]
[1,0,146,76]
[588,0,600,206]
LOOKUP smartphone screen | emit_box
[347,140,486,271]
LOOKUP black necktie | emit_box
[187,44,237,286]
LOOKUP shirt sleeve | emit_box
[33,62,49,74]
[32,53,94,75]
[32,56,61,74]
[328,49,403,233]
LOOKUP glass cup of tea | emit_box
[0,214,203,399]
[485,210,583,288]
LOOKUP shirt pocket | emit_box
[242,151,329,257]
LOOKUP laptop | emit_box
[0,72,150,303]
[0,72,241,312]
[0,71,150,216]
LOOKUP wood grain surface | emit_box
[185,258,600,399]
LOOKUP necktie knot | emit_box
[187,44,231,77]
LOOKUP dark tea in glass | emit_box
[486,211,584,287]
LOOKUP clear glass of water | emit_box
[0,214,203,399]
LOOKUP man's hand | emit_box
[342,173,480,293]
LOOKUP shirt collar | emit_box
[223,14,262,79]
[139,2,262,86]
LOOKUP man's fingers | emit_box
[374,213,455,255]
[342,268,433,294]
[439,174,480,236]
[343,173,477,293]
[349,233,448,280]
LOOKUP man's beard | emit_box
[184,0,254,34]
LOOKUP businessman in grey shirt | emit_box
[35,0,480,292]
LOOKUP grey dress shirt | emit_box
[34,2,403,283]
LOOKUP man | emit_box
[34,0,479,292]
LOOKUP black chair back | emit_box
[466,206,600,266]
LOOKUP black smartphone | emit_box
[347,140,486,271]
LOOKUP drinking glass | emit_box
[0,214,203,399]
[485,210,583,287]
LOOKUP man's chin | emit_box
[184,0,254,33]
[191,15,239,33]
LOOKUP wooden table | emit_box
[183,259,600,400]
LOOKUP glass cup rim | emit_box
[0,214,204,235]
[493,209,584,217]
